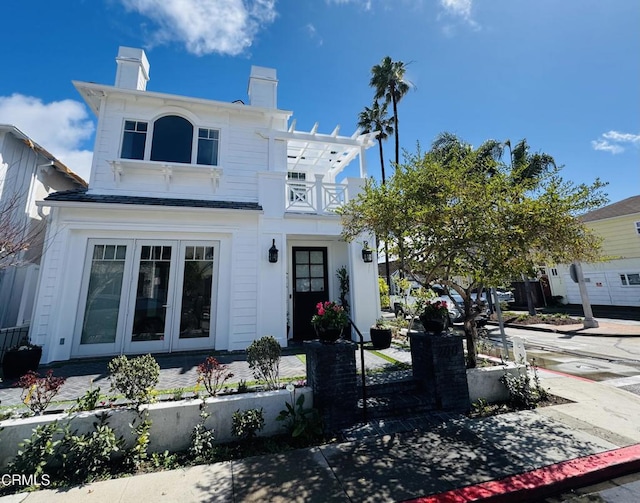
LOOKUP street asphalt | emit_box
[1,319,640,502]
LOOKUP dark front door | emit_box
[292,247,328,341]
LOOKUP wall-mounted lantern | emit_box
[268,239,279,263]
[361,241,373,263]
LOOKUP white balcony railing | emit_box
[285,176,348,214]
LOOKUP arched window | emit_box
[150,115,193,163]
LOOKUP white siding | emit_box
[89,96,273,202]
[561,259,640,307]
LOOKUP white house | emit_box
[30,47,380,363]
[0,125,86,329]
[546,195,640,307]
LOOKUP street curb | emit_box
[400,443,640,503]
[486,321,609,337]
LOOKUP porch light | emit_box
[361,241,373,263]
[268,239,279,263]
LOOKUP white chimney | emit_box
[248,66,278,108]
[115,47,150,91]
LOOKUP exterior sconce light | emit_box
[361,241,373,263]
[268,239,279,263]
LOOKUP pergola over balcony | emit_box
[258,122,377,215]
[258,122,378,178]
[285,121,378,178]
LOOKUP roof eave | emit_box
[72,81,293,120]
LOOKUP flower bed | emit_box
[0,387,312,469]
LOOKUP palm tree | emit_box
[505,139,557,315]
[357,100,394,183]
[506,139,556,187]
[370,56,412,167]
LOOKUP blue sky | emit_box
[1,0,638,204]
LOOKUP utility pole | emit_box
[570,262,599,329]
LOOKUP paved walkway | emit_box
[2,321,640,502]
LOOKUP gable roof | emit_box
[44,189,263,211]
[581,195,640,222]
[0,125,87,187]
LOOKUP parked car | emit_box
[494,290,515,303]
[440,289,490,325]
[391,288,463,324]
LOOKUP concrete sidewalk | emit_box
[3,369,640,502]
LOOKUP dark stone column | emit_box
[304,340,358,430]
[409,331,470,413]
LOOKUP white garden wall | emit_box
[0,387,312,469]
[466,363,527,404]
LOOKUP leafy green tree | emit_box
[339,138,607,367]
[370,56,413,167]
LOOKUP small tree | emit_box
[340,136,607,367]
[0,193,44,270]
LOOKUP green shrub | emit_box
[189,404,217,463]
[59,415,122,483]
[378,277,390,309]
[108,354,160,407]
[246,336,281,390]
[7,422,61,482]
[231,408,265,440]
[276,386,323,445]
[7,416,123,490]
[71,386,101,412]
[500,362,548,410]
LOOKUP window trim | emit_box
[620,273,640,286]
[119,116,221,166]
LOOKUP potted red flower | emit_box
[311,301,349,343]
[419,300,450,334]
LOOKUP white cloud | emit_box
[591,139,624,155]
[119,0,277,56]
[440,0,472,19]
[326,0,372,10]
[306,23,323,46]
[602,131,640,145]
[439,0,478,30]
[0,94,94,180]
[591,130,640,155]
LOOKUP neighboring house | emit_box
[0,125,86,328]
[31,47,379,364]
[546,195,640,307]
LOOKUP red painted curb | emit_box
[401,444,640,503]
[536,367,595,383]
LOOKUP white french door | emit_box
[74,239,218,357]
[123,241,177,354]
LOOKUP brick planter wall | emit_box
[409,330,470,413]
[304,340,358,430]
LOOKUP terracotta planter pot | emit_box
[2,347,43,379]
[369,327,392,349]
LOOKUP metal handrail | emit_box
[348,317,367,421]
